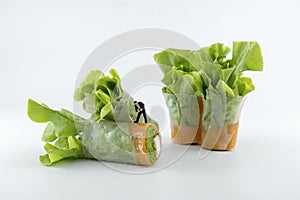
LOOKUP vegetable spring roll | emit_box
[27,99,161,165]
[200,42,263,150]
[154,49,205,145]
[27,69,161,166]
[154,42,263,150]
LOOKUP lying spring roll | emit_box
[28,68,161,166]
[27,99,161,166]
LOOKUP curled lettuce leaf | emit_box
[74,69,154,123]
[154,48,198,74]
[203,43,231,65]
[27,99,87,166]
[74,69,127,122]
[227,41,263,89]
[155,41,263,97]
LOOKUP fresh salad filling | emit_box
[146,125,158,163]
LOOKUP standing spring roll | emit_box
[154,49,205,145]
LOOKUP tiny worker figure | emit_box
[134,101,147,123]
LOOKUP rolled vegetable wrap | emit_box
[27,69,162,166]
[27,98,162,166]
[154,56,204,144]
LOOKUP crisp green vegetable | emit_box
[154,41,263,129]
[27,99,87,165]
[146,125,158,163]
[74,69,154,124]
[74,69,131,122]
[154,41,263,97]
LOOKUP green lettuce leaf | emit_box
[74,69,156,124]
[74,70,104,101]
[232,41,264,72]
[27,99,86,165]
[233,75,255,96]
[146,125,158,164]
[227,41,263,88]
[203,43,231,65]
[162,70,196,95]
[154,47,221,94]
[154,48,197,74]
[74,69,121,121]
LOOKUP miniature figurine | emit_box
[134,101,147,123]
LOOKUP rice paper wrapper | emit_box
[163,93,202,144]
[82,121,161,166]
[202,87,246,150]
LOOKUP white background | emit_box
[1,0,300,199]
